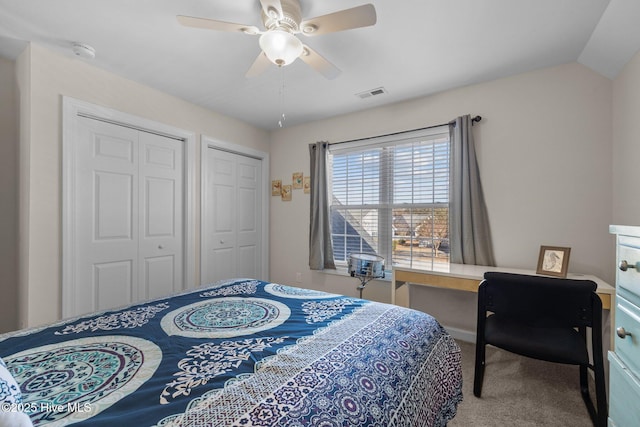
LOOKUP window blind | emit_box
[328,127,450,270]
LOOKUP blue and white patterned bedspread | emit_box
[0,279,462,426]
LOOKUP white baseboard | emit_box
[444,325,476,343]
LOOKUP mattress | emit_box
[0,279,462,426]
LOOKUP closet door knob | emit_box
[616,327,632,339]
[158,245,164,249]
[619,260,638,271]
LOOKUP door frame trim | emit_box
[62,96,196,318]
[200,136,270,284]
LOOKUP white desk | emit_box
[392,264,614,309]
[392,264,615,347]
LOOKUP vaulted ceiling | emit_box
[1,0,639,130]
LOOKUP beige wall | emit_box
[613,50,640,225]
[18,43,269,328]
[268,62,614,336]
[0,56,19,332]
[9,42,633,336]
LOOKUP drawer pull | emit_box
[616,326,633,339]
[618,260,639,271]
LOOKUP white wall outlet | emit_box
[295,272,302,283]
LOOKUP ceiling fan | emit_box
[177,0,377,79]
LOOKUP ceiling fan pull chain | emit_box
[279,67,286,128]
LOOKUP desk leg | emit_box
[609,293,615,351]
[392,280,410,308]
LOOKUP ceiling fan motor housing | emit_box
[262,0,302,32]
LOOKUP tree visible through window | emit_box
[329,127,450,271]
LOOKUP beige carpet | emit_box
[449,340,595,427]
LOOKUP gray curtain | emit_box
[449,115,496,266]
[309,142,336,270]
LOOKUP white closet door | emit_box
[236,155,261,278]
[74,117,184,315]
[204,148,262,284]
[138,131,184,300]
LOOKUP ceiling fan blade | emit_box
[177,15,260,34]
[245,52,272,78]
[300,4,376,36]
[259,0,284,20]
[299,45,341,79]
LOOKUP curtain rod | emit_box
[328,115,482,147]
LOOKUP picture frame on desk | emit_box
[536,245,571,278]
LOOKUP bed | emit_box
[0,279,463,426]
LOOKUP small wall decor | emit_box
[281,184,292,201]
[293,172,303,189]
[303,176,311,194]
[536,245,571,278]
[272,180,282,196]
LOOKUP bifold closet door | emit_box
[73,117,183,315]
[203,148,262,284]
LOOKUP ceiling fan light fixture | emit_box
[259,30,303,66]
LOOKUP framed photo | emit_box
[292,172,303,189]
[271,180,282,196]
[536,245,571,278]
[281,184,292,201]
[303,176,311,194]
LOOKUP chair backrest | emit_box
[480,272,600,328]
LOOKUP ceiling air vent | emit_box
[356,87,387,99]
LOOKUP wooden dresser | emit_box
[609,225,640,426]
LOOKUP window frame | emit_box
[328,125,450,271]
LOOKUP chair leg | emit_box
[579,364,597,425]
[473,340,486,397]
[584,320,607,427]
[593,358,608,427]
[474,286,488,398]
[579,364,607,427]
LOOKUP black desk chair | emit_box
[473,272,607,427]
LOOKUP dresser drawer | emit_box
[608,351,640,427]
[617,235,640,298]
[614,295,640,377]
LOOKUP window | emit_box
[328,127,450,271]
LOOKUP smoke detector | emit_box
[71,42,96,59]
